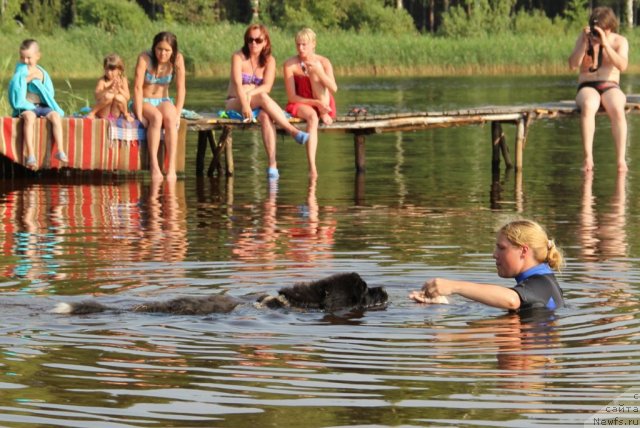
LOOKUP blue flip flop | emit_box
[294,131,309,145]
[267,167,279,179]
[25,155,37,169]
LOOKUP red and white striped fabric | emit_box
[0,117,186,173]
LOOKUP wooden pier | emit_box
[0,117,187,177]
[187,96,640,177]
[2,96,640,177]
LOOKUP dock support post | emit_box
[354,133,366,173]
[206,126,232,177]
[515,117,526,171]
[196,131,208,177]
[491,122,513,172]
[223,127,234,176]
[491,122,502,172]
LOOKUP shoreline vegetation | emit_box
[2,23,640,79]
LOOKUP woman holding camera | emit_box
[568,6,628,173]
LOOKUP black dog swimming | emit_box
[53,272,388,315]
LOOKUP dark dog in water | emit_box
[53,272,388,315]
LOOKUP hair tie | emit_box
[547,239,554,250]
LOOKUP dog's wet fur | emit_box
[54,273,388,316]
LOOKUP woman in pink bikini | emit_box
[284,28,338,180]
[133,31,186,182]
[226,24,309,180]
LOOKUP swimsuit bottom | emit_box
[20,103,53,118]
[577,81,620,95]
[143,97,174,107]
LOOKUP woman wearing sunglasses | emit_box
[225,24,309,180]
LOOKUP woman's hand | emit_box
[241,102,253,121]
[304,59,324,77]
[316,101,332,115]
[408,278,452,304]
[592,26,609,49]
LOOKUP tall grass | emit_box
[1,22,639,83]
[0,57,12,116]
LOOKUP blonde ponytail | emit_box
[500,219,564,271]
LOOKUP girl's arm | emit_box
[568,28,590,70]
[119,77,131,101]
[314,56,338,94]
[229,52,252,118]
[93,78,107,101]
[283,58,324,109]
[414,278,521,310]
[602,33,629,72]
[173,53,186,119]
[133,53,147,125]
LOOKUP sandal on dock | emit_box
[25,155,37,170]
[348,107,368,118]
[56,152,68,163]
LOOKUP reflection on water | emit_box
[580,171,628,262]
[0,180,189,294]
[1,75,640,427]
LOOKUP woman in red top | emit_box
[284,28,338,180]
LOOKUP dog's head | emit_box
[362,286,389,310]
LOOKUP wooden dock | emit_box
[2,96,640,178]
[187,97,640,177]
[0,117,187,177]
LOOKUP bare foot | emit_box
[618,161,628,172]
[309,168,318,180]
[151,168,164,181]
[320,113,333,125]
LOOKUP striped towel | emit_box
[109,116,146,144]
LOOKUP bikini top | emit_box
[144,52,173,85]
[241,72,263,86]
[145,69,173,86]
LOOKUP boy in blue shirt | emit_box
[9,39,68,170]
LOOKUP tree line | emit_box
[1,0,635,35]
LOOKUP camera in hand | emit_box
[587,18,602,72]
[589,18,599,36]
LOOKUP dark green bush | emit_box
[75,0,150,33]
[281,0,415,34]
[20,0,65,34]
[341,0,417,35]
[514,10,564,37]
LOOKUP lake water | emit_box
[1,75,640,427]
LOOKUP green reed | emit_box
[1,23,639,81]
[0,57,11,116]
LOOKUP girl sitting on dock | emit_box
[410,219,565,312]
[86,54,133,122]
[225,24,309,180]
[283,28,338,180]
[133,31,186,181]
